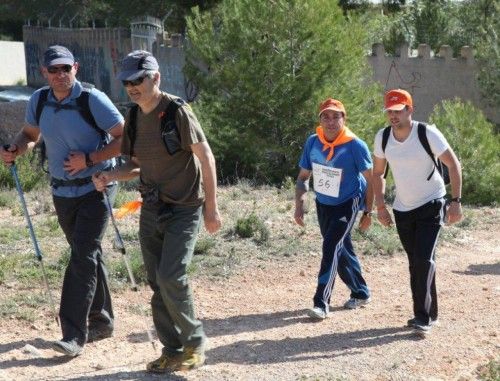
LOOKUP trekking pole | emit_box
[103,188,157,351]
[5,147,59,326]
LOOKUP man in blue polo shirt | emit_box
[0,45,124,356]
[294,98,373,320]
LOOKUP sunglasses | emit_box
[47,65,73,74]
[122,76,147,87]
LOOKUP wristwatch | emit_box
[363,211,373,217]
[85,152,94,168]
[449,197,461,203]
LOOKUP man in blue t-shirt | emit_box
[294,98,373,320]
[0,45,124,356]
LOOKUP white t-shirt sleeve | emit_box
[426,124,449,157]
[373,128,385,159]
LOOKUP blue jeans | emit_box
[53,185,116,345]
[313,197,370,311]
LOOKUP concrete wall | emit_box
[23,26,131,102]
[369,42,498,124]
[0,41,27,86]
[153,35,188,100]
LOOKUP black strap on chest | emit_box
[127,97,185,157]
[35,85,107,141]
[381,122,449,184]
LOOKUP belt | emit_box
[50,176,92,189]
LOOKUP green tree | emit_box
[445,0,499,108]
[185,0,383,184]
[410,0,452,52]
[430,99,499,205]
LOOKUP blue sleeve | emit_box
[298,135,315,170]
[352,138,372,173]
[24,89,43,127]
[88,89,124,131]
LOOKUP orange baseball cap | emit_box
[384,89,413,111]
[318,98,346,117]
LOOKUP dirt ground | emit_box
[0,214,498,381]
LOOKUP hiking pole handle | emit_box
[103,189,139,291]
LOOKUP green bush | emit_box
[194,237,217,255]
[235,213,270,243]
[0,151,48,192]
[429,99,500,205]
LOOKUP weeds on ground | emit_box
[477,359,500,381]
[108,247,147,288]
[0,189,17,208]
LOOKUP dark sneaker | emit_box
[407,318,438,328]
[146,353,183,373]
[87,326,113,343]
[343,297,371,309]
[52,339,83,357]
[179,346,206,371]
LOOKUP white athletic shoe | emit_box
[343,297,371,309]
[307,307,328,320]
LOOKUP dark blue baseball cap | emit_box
[43,45,75,67]
[117,50,159,80]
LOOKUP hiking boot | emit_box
[406,317,438,328]
[179,346,206,371]
[146,352,183,373]
[343,297,371,310]
[307,306,328,320]
[52,339,83,357]
[87,325,113,343]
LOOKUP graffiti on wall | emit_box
[25,43,41,80]
[384,60,422,94]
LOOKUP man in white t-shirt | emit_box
[372,89,463,336]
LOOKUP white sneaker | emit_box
[307,307,328,320]
[343,297,371,310]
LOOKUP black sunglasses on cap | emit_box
[122,76,147,87]
[47,65,73,74]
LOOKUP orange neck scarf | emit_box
[316,125,357,161]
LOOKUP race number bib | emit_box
[312,163,342,198]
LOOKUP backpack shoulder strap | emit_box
[417,122,441,180]
[382,126,391,179]
[381,126,391,153]
[164,98,185,122]
[75,88,107,141]
[127,104,139,157]
[35,88,50,126]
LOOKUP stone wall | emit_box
[369,42,498,124]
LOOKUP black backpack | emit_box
[35,83,109,170]
[382,122,450,185]
[127,97,186,157]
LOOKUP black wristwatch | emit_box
[449,197,461,204]
[85,152,94,168]
[363,211,373,217]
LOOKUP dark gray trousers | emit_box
[53,186,115,345]
[139,202,205,356]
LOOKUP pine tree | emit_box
[185,0,383,183]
